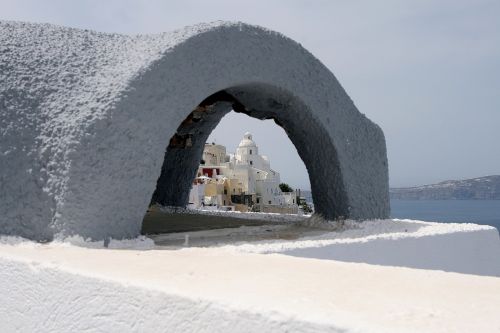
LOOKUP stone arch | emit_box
[0,21,389,241]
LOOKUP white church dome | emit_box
[238,132,257,148]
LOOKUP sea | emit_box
[390,199,500,234]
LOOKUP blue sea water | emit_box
[390,199,500,233]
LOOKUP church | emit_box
[188,132,298,213]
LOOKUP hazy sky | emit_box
[2,0,499,189]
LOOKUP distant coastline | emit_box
[390,175,500,200]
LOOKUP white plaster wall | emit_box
[0,257,337,333]
[283,229,500,276]
[230,220,500,277]
[1,231,500,333]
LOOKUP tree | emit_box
[279,183,293,193]
[301,201,313,214]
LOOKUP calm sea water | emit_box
[390,199,500,233]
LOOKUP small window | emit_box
[250,160,253,165]
[256,198,260,203]
[268,200,272,204]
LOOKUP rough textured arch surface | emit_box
[0,20,389,241]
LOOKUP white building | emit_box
[190,132,298,213]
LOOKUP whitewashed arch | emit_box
[0,21,389,240]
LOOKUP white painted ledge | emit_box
[1,232,500,332]
[157,219,500,276]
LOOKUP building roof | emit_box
[238,132,257,148]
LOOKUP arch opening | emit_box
[148,84,349,229]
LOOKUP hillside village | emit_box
[188,132,311,214]
[390,175,500,200]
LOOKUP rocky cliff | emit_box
[390,175,500,200]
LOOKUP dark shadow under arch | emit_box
[152,84,349,221]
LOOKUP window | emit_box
[249,149,252,155]
[256,198,260,203]
[250,160,253,165]
[268,200,272,204]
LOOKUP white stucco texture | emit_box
[1,228,500,332]
[0,20,389,240]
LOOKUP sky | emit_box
[2,0,499,189]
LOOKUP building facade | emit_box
[189,132,298,213]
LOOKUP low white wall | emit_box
[282,229,500,276]
[2,219,500,332]
[0,256,337,333]
[1,236,500,333]
[225,220,500,276]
